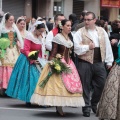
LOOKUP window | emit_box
[53,0,64,16]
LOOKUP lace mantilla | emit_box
[53,33,73,48]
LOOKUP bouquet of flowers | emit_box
[0,38,10,58]
[28,51,39,60]
[39,54,71,88]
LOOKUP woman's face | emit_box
[17,20,26,30]
[6,16,14,26]
[36,28,45,36]
[31,18,36,24]
[62,21,71,34]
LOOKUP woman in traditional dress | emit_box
[28,17,36,32]
[97,44,120,120]
[31,19,85,116]
[5,21,46,106]
[16,17,29,42]
[0,13,23,94]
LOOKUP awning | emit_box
[101,0,120,8]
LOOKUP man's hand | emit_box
[89,42,95,50]
[106,65,112,70]
[111,39,118,46]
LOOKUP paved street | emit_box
[0,96,98,120]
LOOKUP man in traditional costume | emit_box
[73,11,114,117]
[45,14,65,51]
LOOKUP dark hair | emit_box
[16,18,25,24]
[48,18,51,21]
[42,17,46,21]
[5,13,13,21]
[69,13,77,23]
[95,19,105,27]
[58,19,70,33]
[54,14,64,21]
[111,20,119,33]
[85,11,96,19]
[95,19,101,26]
[81,11,87,17]
[38,18,44,21]
[61,19,70,26]
[36,23,45,30]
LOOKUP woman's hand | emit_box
[17,41,21,49]
[33,60,40,64]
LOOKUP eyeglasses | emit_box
[84,19,94,22]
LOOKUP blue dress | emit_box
[5,37,42,102]
[5,54,40,102]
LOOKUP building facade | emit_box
[1,0,120,21]
[2,0,25,19]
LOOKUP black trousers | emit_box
[77,61,107,110]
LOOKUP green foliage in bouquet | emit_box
[28,51,39,60]
[49,58,71,74]
[39,54,71,88]
[0,38,10,58]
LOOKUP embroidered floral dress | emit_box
[97,44,120,120]
[30,33,85,107]
[0,26,20,89]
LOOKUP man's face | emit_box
[55,15,65,26]
[84,14,96,29]
[117,21,120,28]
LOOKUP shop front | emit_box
[100,0,120,21]
[2,0,25,19]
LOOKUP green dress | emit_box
[0,27,20,89]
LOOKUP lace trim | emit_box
[31,93,85,107]
[53,34,73,48]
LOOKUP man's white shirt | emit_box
[73,27,114,66]
[45,31,54,51]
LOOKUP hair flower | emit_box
[58,21,62,29]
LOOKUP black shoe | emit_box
[56,110,65,117]
[91,106,97,114]
[83,112,90,117]
[26,102,31,107]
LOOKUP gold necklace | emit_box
[61,32,69,40]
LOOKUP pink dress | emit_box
[61,58,83,93]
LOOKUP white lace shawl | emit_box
[52,33,73,48]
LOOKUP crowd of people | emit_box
[0,10,120,119]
